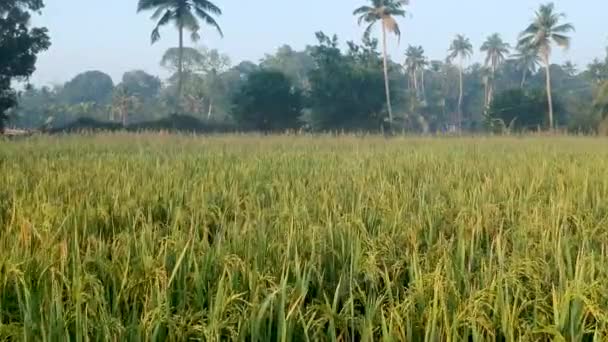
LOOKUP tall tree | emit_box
[512,42,541,88]
[587,59,608,85]
[480,33,510,107]
[120,70,162,101]
[111,86,140,126]
[404,45,427,101]
[0,0,50,132]
[61,71,114,105]
[448,34,473,131]
[137,0,223,112]
[519,2,574,129]
[595,81,608,125]
[354,0,407,127]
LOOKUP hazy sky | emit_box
[30,0,607,86]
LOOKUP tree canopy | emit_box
[0,0,50,131]
[62,71,114,105]
[231,69,302,132]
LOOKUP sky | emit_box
[30,0,607,86]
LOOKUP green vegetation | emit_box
[0,0,50,132]
[2,135,608,340]
[231,70,303,132]
[5,1,608,134]
[353,0,406,125]
[518,3,575,129]
[137,0,223,106]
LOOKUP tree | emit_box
[488,88,561,132]
[0,0,50,132]
[231,70,302,132]
[161,47,205,74]
[137,0,223,111]
[562,61,577,77]
[512,42,541,88]
[353,0,407,127]
[404,45,427,101]
[519,2,574,129]
[11,85,58,129]
[480,33,510,107]
[120,70,161,101]
[61,71,114,105]
[260,45,315,90]
[448,34,473,131]
[594,81,608,120]
[586,59,607,85]
[111,86,140,126]
[307,32,387,131]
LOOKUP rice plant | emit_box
[1,134,608,341]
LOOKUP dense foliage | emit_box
[487,89,561,132]
[6,2,608,134]
[62,71,115,105]
[0,0,50,131]
[307,33,388,131]
[231,70,302,132]
[12,38,608,134]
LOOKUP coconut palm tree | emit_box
[561,60,577,77]
[404,45,427,101]
[587,59,608,85]
[512,42,541,88]
[448,34,473,131]
[519,2,574,129]
[480,33,510,107]
[111,86,140,126]
[354,0,407,126]
[137,0,223,111]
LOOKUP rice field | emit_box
[2,134,608,341]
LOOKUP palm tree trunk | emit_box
[413,67,419,98]
[484,80,488,108]
[488,65,495,107]
[177,23,184,113]
[521,69,527,89]
[381,24,393,127]
[544,54,554,130]
[207,99,213,119]
[420,69,426,103]
[458,58,464,132]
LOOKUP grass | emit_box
[2,134,608,341]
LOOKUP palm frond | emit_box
[353,6,373,16]
[151,9,174,44]
[552,34,571,49]
[363,22,376,41]
[552,23,575,33]
[194,7,224,37]
[137,0,170,12]
[191,0,222,15]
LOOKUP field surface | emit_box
[2,135,608,341]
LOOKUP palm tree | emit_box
[448,34,473,131]
[561,60,577,77]
[519,2,574,129]
[587,59,607,85]
[111,86,139,126]
[480,33,510,107]
[512,42,541,88]
[354,0,407,126]
[404,45,427,101]
[137,0,223,111]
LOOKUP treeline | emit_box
[5,0,608,134]
[12,35,608,134]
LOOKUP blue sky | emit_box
[31,0,607,85]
